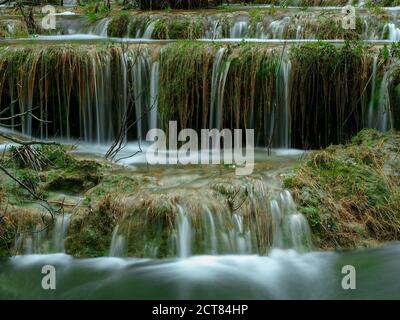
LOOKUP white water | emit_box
[149,61,160,130]
[209,47,231,130]
[177,205,192,259]
[143,21,157,39]
[387,23,400,41]
[52,215,71,253]
[109,225,126,257]
[367,56,378,128]
[230,20,249,38]
[88,18,112,37]
[13,214,70,255]
[204,207,218,254]
[5,243,400,299]
[280,58,291,149]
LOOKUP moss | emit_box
[45,160,103,194]
[107,13,130,37]
[87,174,141,197]
[152,19,168,39]
[64,194,119,257]
[83,2,110,23]
[168,17,203,39]
[0,20,29,38]
[284,129,400,250]
[128,15,149,38]
[0,207,50,256]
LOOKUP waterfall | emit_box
[280,58,291,149]
[164,185,312,258]
[204,207,218,254]
[204,17,222,39]
[149,61,160,130]
[377,71,391,132]
[13,214,70,254]
[230,19,248,38]
[209,48,231,130]
[267,18,289,39]
[143,21,156,39]
[52,215,71,253]
[109,225,126,257]
[1,44,399,150]
[131,54,151,139]
[367,56,378,128]
[387,23,400,41]
[231,213,252,254]
[177,205,192,259]
[87,17,112,37]
[295,25,302,40]
[280,190,312,251]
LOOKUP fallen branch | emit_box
[0,132,59,146]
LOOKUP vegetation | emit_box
[107,12,130,37]
[284,129,400,249]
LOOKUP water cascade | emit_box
[209,47,231,130]
[12,214,70,255]
[142,21,157,39]
[93,10,400,41]
[109,225,126,257]
[1,43,399,148]
[177,205,192,258]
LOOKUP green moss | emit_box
[87,174,141,197]
[152,19,168,39]
[83,2,110,23]
[65,195,118,257]
[128,15,148,38]
[107,13,130,37]
[284,129,400,250]
[45,160,103,194]
[0,20,29,38]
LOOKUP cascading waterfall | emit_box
[377,71,391,132]
[88,17,112,37]
[278,57,291,149]
[109,225,126,257]
[0,46,157,144]
[170,187,312,258]
[149,61,160,130]
[1,43,399,149]
[230,19,249,38]
[143,21,157,39]
[209,47,231,130]
[367,56,378,128]
[177,205,192,259]
[386,23,400,41]
[52,215,71,253]
[203,17,222,39]
[13,214,70,255]
[131,53,151,139]
[204,206,218,254]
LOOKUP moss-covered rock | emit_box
[64,194,119,257]
[45,160,103,194]
[0,20,29,38]
[283,129,400,250]
[107,13,130,37]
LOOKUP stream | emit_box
[1,244,400,299]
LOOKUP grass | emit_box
[283,129,400,250]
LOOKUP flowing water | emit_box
[1,244,400,299]
[1,4,400,300]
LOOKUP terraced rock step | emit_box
[0,41,399,150]
[2,6,400,40]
